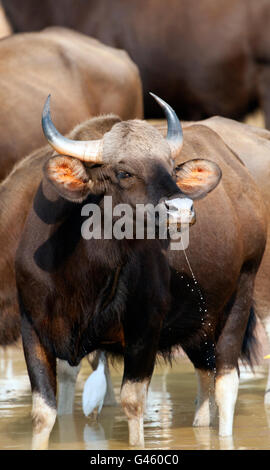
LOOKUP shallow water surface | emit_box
[0,346,270,450]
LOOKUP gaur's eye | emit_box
[117,171,132,179]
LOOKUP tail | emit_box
[241,304,259,368]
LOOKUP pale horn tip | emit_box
[42,94,53,134]
[42,94,51,118]
[149,91,183,159]
[149,92,165,106]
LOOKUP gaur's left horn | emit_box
[42,95,103,163]
[150,92,183,159]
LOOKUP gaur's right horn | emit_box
[150,92,183,159]
[42,95,103,163]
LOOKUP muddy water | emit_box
[1,346,270,450]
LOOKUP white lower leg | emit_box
[128,416,144,446]
[120,379,149,447]
[193,369,215,427]
[215,368,239,437]
[57,360,81,415]
[32,392,57,450]
[219,436,235,450]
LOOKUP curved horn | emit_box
[149,92,183,159]
[42,95,103,163]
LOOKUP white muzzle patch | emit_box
[165,197,195,226]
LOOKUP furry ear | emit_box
[176,159,222,199]
[44,156,93,202]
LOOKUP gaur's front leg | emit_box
[114,245,170,447]
[120,308,164,447]
[193,368,216,427]
[121,376,150,447]
[21,313,57,450]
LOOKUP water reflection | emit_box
[84,423,107,449]
[1,346,270,450]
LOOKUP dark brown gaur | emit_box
[0,94,264,449]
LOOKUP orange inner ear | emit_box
[56,163,85,188]
[47,157,89,192]
[177,167,212,189]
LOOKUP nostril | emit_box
[165,200,178,212]
[164,201,171,211]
